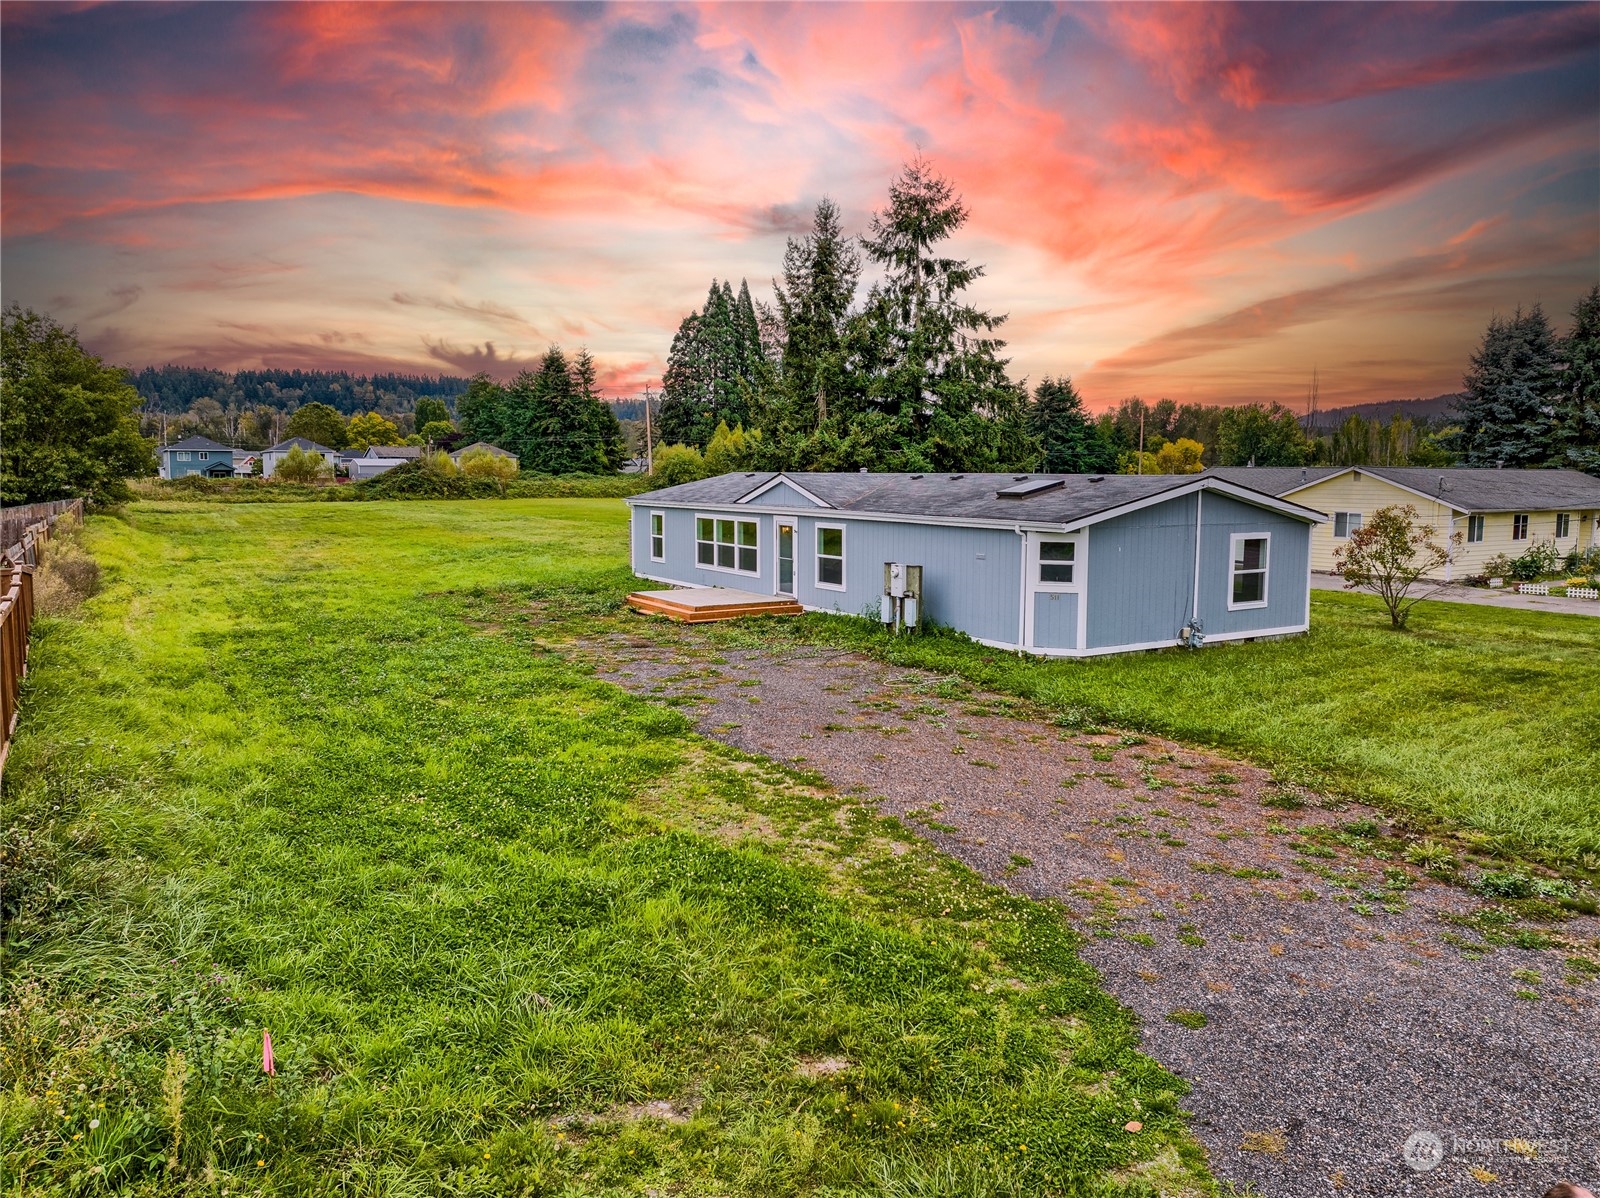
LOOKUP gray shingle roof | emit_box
[631,471,1320,526]
[1209,466,1600,513]
[365,445,423,459]
[163,435,236,454]
[265,437,335,454]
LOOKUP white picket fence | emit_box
[1517,582,1600,600]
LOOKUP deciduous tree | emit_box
[345,410,401,452]
[1333,503,1461,628]
[285,401,348,449]
[1,304,154,504]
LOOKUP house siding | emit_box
[1285,472,1600,577]
[740,481,823,509]
[629,485,1314,655]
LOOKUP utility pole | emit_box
[643,388,655,474]
[1137,408,1145,474]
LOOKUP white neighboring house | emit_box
[349,445,423,480]
[261,437,339,478]
[449,442,519,466]
[232,453,257,477]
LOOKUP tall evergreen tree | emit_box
[1028,377,1113,472]
[456,373,508,444]
[572,347,626,471]
[658,279,765,448]
[829,159,1032,471]
[1454,304,1561,467]
[755,199,861,467]
[1556,285,1600,476]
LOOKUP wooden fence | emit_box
[0,499,85,777]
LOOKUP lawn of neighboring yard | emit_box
[1,501,1207,1197]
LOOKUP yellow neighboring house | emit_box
[1209,466,1600,579]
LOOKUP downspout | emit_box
[1015,525,1027,651]
[1190,489,1204,624]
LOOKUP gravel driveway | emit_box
[576,628,1599,1198]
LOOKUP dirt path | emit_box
[576,629,1599,1198]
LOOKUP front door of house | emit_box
[777,524,795,594]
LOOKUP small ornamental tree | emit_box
[273,444,331,483]
[1333,503,1462,628]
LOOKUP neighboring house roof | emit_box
[450,441,518,461]
[265,437,335,454]
[164,435,236,454]
[630,471,1326,529]
[1209,466,1600,514]
[365,445,423,459]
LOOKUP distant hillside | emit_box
[1306,393,1460,431]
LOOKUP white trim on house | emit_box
[814,522,846,591]
[694,513,761,577]
[733,474,834,508]
[1277,467,1471,515]
[985,622,1311,659]
[1021,529,1088,654]
[1227,531,1271,611]
[649,510,665,563]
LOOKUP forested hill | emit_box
[131,365,474,415]
[1306,393,1461,430]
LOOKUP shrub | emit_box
[273,444,332,483]
[458,448,519,497]
[650,443,709,487]
[1486,541,1562,582]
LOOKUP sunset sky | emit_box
[3,2,1597,410]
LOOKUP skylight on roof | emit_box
[996,478,1065,498]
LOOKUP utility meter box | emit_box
[881,563,924,631]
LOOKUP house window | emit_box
[650,511,665,562]
[1039,540,1075,583]
[198,451,209,460]
[1333,512,1362,539]
[696,516,758,574]
[177,451,191,461]
[1512,514,1529,541]
[1556,513,1571,539]
[1467,515,1485,543]
[1229,534,1269,609]
[816,525,845,589]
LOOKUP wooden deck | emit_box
[626,587,803,623]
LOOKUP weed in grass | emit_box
[1165,1010,1208,1029]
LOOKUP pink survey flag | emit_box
[262,1029,276,1076]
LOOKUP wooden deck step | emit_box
[627,587,803,623]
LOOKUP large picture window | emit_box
[816,525,845,589]
[696,516,758,574]
[650,511,665,561]
[1229,533,1269,610]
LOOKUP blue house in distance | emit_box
[159,435,238,479]
[626,472,1326,657]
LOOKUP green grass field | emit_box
[4,498,1595,1195]
[2,501,1208,1197]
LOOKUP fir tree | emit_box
[831,158,1032,471]
[658,279,765,448]
[1556,285,1600,476]
[1454,304,1561,467]
[457,373,508,445]
[1028,377,1114,472]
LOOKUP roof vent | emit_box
[910,473,923,480]
[1012,475,1029,481]
[949,474,965,481]
[997,478,1065,499]
[859,467,868,473]
[744,472,756,477]
[1087,475,1105,483]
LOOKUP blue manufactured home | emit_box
[626,472,1327,656]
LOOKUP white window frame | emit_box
[649,510,665,562]
[1555,512,1571,539]
[1333,511,1362,539]
[1467,514,1485,543]
[1227,532,1270,611]
[1031,534,1084,593]
[1512,513,1529,541]
[177,451,191,461]
[814,523,846,591]
[694,514,760,577]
